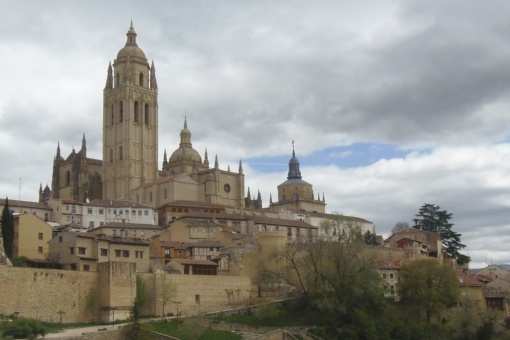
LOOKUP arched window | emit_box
[66,171,71,186]
[149,192,153,202]
[119,146,123,160]
[139,73,144,87]
[134,101,139,123]
[115,73,120,87]
[164,189,168,199]
[144,104,149,125]
[109,149,113,163]
[111,104,114,125]
[119,101,124,122]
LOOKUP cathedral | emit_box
[47,23,325,214]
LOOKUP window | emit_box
[66,171,71,186]
[383,273,387,279]
[70,247,75,255]
[38,246,43,254]
[139,73,144,86]
[134,101,139,123]
[111,104,115,125]
[109,149,113,163]
[113,209,117,215]
[113,229,117,235]
[132,230,137,236]
[287,228,292,236]
[144,210,149,216]
[115,73,120,87]
[141,231,145,237]
[390,273,394,279]
[77,217,81,224]
[59,236,63,242]
[66,205,70,211]
[119,146,123,160]
[87,208,92,214]
[89,221,94,228]
[138,210,142,216]
[101,249,108,256]
[125,210,129,215]
[100,222,104,226]
[195,295,200,304]
[123,250,129,257]
[71,205,76,213]
[78,247,86,255]
[83,264,90,272]
[132,210,136,216]
[145,104,149,125]
[99,208,104,215]
[38,233,43,240]
[119,210,123,215]
[119,101,124,122]
[115,250,121,257]
[44,213,48,222]
[135,251,144,258]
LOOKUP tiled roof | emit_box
[158,200,227,209]
[0,198,52,210]
[179,212,247,221]
[85,199,153,209]
[93,222,162,230]
[172,258,218,266]
[158,241,188,250]
[374,259,401,269]
[247,215,317,229]
[458,272,484,287]
[190,240,224,248]
[304,211,372,224]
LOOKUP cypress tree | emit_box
[1,197,14,258]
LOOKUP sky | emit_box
[1,0,510,268]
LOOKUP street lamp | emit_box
[56,311,65,331]
[171,301,181,323]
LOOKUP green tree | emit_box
[263,215,389,337]
[399,258,459,324]
[413,203,467,261]
[125,275,149,340]
[1,197,14,258]
[363,230,378,245]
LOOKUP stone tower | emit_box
[103,22,159,200]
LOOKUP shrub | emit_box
[2,317,46,339]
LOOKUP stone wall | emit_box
[0,265,98,323]
[0,263,252,324]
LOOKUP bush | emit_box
[2,317,46,339]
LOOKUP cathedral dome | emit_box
[169,118,202,164]
[169,146,202,163]
[117,45,146,60]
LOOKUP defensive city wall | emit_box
[0,262,251,323]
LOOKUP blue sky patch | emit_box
[245,143,412,173]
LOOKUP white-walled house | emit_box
[82,199,157,229]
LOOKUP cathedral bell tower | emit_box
[103,22,159,200]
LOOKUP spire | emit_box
[256,190,262,208]
[163,149,168,165]
[39,183,43,194]
[204,149,209,167]
[228,165,231,172]
[287,142,302,180]
[214,155,219,169]
[105,62,113,90]
[269,193,273,204]
[81,134,87,153]
[179,118,192,148]
[56,142,61,159]
[317,193,320,201]
[322,193,325,203]
[150,60,158,89]
[238,160,243,174]
[125,21,138,47]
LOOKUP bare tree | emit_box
[157,272,178,317]
[391,221,409,234]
